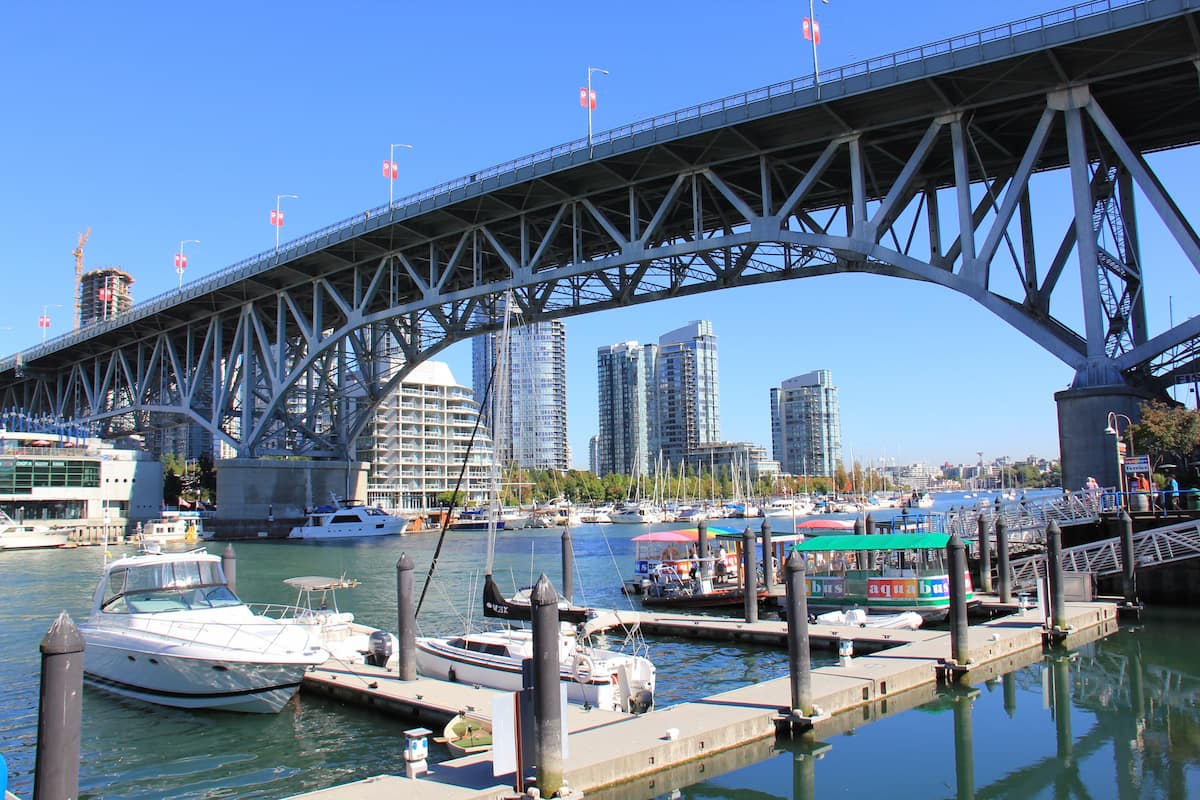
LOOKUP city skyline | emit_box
[3,1,1195,468]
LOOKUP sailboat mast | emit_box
[485,290,514,578]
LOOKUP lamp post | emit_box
[271,194,299,253]
[583,66,608,152]
[384,143,414,208]
[805,0,830,97]
[175,240,199,290]
[38,304,63,342]
[1105,412,1135,503]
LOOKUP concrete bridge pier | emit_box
[1055,386,1155,495]
[215,459,370,538]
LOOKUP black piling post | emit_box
[560,528,575,604]
[865,512,875,535]
[696,519,709,581]
[221,543,237,596]
[760,518,775,593]
[977,515,992,594]
[853,515,865,536]
[1052,655,1074,767]
[396,553,416,680]
[995,516,1010,604]
[948,533,970,667]
[784,551,813,717]
[1046,520,1068,632]
[530,574,564,797]
[34,612,82,800]
[952,692,976,800]
[1119,509,1137,606]
[741,525,759,623]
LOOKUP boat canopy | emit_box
[630,527,737,543]
[795,518,856,530]
[793,533,951,552]
[283,576,360,592]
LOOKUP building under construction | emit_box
[79,268,134,327]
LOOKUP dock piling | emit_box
[561,529,575,604]
[760,519,774,593]
[783,551,813,717]
[34,611,82,800]
[697,519,709,579]
[221,544,237,596]
[947,533,970,669]
[396,553,416,680]
[952,690,976,799]
[977,515,992,594]
[530,575,564,798]
[996,516,1011,604]
[741,526,759,623]
[1046,520,1068,634]
[1119,509,1138,606]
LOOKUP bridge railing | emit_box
[3,0,1153,371]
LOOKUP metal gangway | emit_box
[1007,517,1200,591]
[944,491,1105,550]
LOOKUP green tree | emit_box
[1132,400,1200,480]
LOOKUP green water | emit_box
[1,523,1196,799]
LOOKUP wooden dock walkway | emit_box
[287,599,1118,800]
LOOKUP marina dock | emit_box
[288,598,1117,799]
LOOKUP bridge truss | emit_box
[2,0,1200,457]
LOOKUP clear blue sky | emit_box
[2,1,1197,469]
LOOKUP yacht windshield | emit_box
[102,559,241,613]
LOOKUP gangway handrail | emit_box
[0,0,1163,370]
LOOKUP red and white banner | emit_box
[174,253,187,270]
[97,288,113,302]
[579,87,596,110]
[270,209,284,227]
[38,315,50,329]
[803,17,820,44]
[382,160,398,179]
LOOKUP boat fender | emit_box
[572,654,594,684]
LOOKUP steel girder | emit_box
[5,31,1200,457]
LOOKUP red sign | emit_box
[270,209,284,227]
[38,315,50,329]
[382,160,398,179]
[97,288,113,302]
[174,253,187,270]
[579,87,596,110]
[803,17,821,44]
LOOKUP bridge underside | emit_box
[2,4,1199,470]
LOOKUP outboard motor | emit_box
[629,689,654,714]
[366,630,393,668]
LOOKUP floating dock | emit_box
[288,598,1117,800]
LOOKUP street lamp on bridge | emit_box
[175,239,199,290]
[1105,411,1135,501]
[384,143,413,209]
[582,66,608,153]
[271,194,299,253]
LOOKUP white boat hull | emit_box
[0,530,70,550]
[287,519,407,539]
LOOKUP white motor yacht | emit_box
[79,546,329,713]
[0,511,74,550]
[287,499,408,540]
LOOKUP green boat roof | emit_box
[792,533,950,552]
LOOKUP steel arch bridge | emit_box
[3,0,1200,461]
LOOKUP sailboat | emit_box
[414,291,656,713]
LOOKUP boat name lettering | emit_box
[918,577,950,599]
[805,576,846,598]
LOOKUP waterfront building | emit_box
[473,320,569,471]
[79,267,134,326]
[685,441,780,484]
[655,321,719,470]
[596,341,657,477]
[769,369,843,478]
[364,360,496,512]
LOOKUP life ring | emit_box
[572,654,594,684]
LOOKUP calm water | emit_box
[3,495,1195,799]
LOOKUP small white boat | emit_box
[0,511,74,550]
[610,503,664,525]
[80,545,328,713]
[441,710,493,756]
[814,608,924,630]
[140,512,204,545]
[288,499,408,540]
[415,626,655,714]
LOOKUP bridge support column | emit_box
[215,459,370,538]
[1054,386,1153,495]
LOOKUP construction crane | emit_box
[73,228,90,330]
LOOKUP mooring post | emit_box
[760,518,775,593]
[784,551,813,717]
[1052,654,1074,765]
[948,533,970,667]
[742,525,759,623]
[995,516,1011,604]
[396,553,417,680]
[1119,509,1137,605]
[952,691,976,800]
[34,611,82,800]
[696,519,709,579]
[977,514,992,594]
[221,543,237,596]
[1046,520,1068,632]
[530,574,564,798]
[853,514,865,536]
[561,528,575,604]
